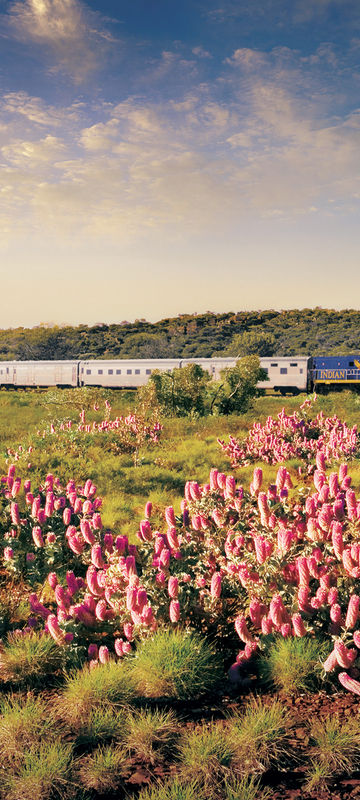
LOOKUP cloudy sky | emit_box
[0,0,359,326]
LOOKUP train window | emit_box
[86,370,91,375]
[146,369,151,375]
[271,363,278,367]
[280,367,288,374]
[350,362,355,367]
[6,368,9,374]
[98,370,103,375]
[81,368,84,374]
[135,369,140,375]
[127,369,132,375]
[300,369,303,374]
[116,369,121,375]
[290,362,297,367]
[108,369,113,375]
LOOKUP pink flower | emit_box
[338,672,360,696]
[3,546,14,560]
[10,502,20,526]
[32,526,44,548]
[345,595,360,629]
[98,645,110,664]
[169,600,180,622]
[144,502,152,519]
[168,576,179,598]
[292,613,306,637]
[210,572,222,599]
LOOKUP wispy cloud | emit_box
[5,0,116,81]
[0,44,359,245]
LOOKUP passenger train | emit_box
[0,355,359,393]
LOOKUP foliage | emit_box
[227,697,294,773]
[2,308,360,362]
[0,631,64,686]
[130,629,223,700]
[219,395,358,466]
[138,363,212,417]
[137,778,206,800]
[221,330,276,357]
[210,356,268,415]
[258,637,325,694]
[57,662,136,728]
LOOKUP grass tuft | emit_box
[1,740,72,800]
[178,723,235,793]
[137,777,205,800]
[223,775,273,800]
[126,707,179,764]
[0,694,55,762]
[130,628,224,700]
[258,636,324,694]
[227,696,294,774]
[0,631,64,686]
[57,661,136,728]
[75,705,128,748]
[309,714,360,775]
[75,743,128,793]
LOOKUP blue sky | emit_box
[0,0,359,326]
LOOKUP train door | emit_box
[55,364,63,386]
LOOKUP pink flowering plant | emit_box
[4,441,360,698]
[219,396,358,467]
[6,399,162,471]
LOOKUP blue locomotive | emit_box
[311,356,360,390]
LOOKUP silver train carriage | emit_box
[0,356,312,392]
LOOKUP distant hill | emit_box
[1,308,360,360]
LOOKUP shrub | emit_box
[130,629,224,700]
[126,708,178,764]
[0,631,64,686]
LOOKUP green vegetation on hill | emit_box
[1,307,360,360]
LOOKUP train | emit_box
[1,355,360,393]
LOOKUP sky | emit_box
[0,0,359,327]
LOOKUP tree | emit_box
[209,355,268,415]
[137,364,211,417]
[221,330,276,357]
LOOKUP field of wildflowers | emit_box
[1,389,360,799]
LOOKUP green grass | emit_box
[137,778,206,800]
[75,743,128,793]
[74,705,128,748]
[0,695,55,761]
[227,696,294,774]
[0,631,64,687]
[1,740,72,800]
[126,708,179,764]
[223,775,272,800]
[130,628,224,700]
[178,723,235,794]
[57,661,136,728]
[308,714,360,775]
[258,636,325,694]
